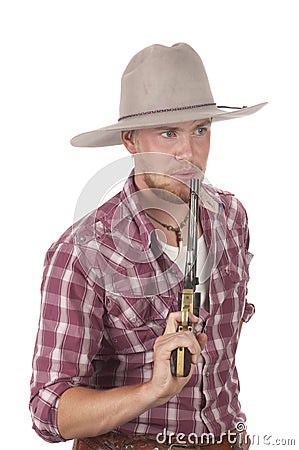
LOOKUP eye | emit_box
[161,130,175,138]
[195,127,207,136]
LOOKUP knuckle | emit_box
[167,313,176,323]
[167,311,180,321]
[154,335,167,351]
[154,335,163,347]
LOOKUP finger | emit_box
[197,332,208,351]
[164,311,199,334]
[156,331,202,363]
[188,312,200,323]
[164,312,183,334]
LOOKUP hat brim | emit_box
[70,102,267,148]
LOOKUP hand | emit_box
[57,312,207,439]
[147,311,207,407]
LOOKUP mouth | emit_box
[170,169,201,181]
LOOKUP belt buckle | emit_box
[168,444,199,450]
[103,440,120,450]
[168,445,188,450]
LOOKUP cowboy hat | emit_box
[71,43,267,148]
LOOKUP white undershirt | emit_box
[161,235,210,311]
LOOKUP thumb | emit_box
[197,333,207,351]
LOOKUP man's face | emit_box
[122,119,211,203]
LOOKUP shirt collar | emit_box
[199,184,223,213]
[98,172,224,251]
[113,173,155,250]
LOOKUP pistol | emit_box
[171,178,201,377]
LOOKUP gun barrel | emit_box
[184,178,200,288]
[170,178,201,378]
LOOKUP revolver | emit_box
[171,178,201,377]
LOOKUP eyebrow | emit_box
[155,120,212,131]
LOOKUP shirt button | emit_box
[203,411,208,417]
[205,369,210,377]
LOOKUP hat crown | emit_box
[70,42,266,147]
[119,43,214,119]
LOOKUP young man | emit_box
[30,43,266,449]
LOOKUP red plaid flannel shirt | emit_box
[30,175,254,442]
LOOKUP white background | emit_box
[1,1,298,448]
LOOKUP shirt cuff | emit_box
[30,381,73,443]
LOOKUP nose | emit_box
[175,134,194,162]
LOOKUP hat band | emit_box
[118,102,217,121]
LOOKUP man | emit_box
[30,43,266,449]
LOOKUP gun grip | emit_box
[170,347,192,377]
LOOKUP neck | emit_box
[133,174,189,223]
[133,175,202,247]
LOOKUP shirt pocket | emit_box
[103,294,174,353]
[211,249,252,302]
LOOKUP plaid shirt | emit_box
[30,174,255,443]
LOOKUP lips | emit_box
[171,170,200,181]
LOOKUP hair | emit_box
[130,130,139,144]
[126,130,140,147]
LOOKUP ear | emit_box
[121,131,137,155]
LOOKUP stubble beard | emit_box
[143,173,190,204]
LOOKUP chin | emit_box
[144,173,190,203]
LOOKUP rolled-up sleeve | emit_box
[30,241,104,442]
